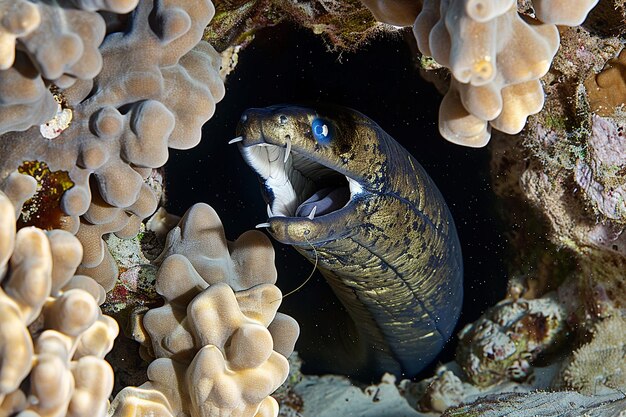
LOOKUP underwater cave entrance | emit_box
[165,22,508,381]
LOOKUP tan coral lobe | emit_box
[533,0,599,26]
[0,0,225,290]
[412,0,598,146]
[0,190,117,416]
[0,0,40,70]
[359,0,422,26]
[116,203,299,417]
[585,48,626,117]
[109,386,175,417]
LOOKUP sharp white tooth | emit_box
[228,136,243,144]
[347,176,363,197]
[308,206,317,220]
[284,137,292,163]
[267,204,273,218]
[255,222,271,228]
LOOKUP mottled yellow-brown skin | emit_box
[238,105,463,379]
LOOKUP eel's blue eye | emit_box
[311,118,332,144]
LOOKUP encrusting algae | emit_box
[17,160,74,230]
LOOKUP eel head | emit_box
[235,104,388,245]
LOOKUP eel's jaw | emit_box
[239,139,365,222]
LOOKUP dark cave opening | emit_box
[165,23,508,381]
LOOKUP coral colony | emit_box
[0,1,625,417]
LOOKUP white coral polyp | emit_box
[40,102,73,139]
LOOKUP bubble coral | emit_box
[532,0,600,26]
[0,0,225,290]
[0,190,118,416]
[111,204,299,417]
[412,0,599,147]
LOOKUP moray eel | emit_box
[235,104,463,379]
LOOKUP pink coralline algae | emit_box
[574,115,626,222]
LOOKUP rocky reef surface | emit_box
[0,0,625,416]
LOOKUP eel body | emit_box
[236,104,463,379]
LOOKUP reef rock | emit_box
[442,391,626,417]
[456,294,567,387]
[489,17,625,329]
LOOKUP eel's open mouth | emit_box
[234,137,364,220]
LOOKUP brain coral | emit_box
[0,190,118,416]
[412,0,599,147]
[0,0,225,290]
[110,204,299,417]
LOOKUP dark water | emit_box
[166,23,508,380]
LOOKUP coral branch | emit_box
[0,190,118,416]
[114,204,299,417]
[412,0,599,146]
